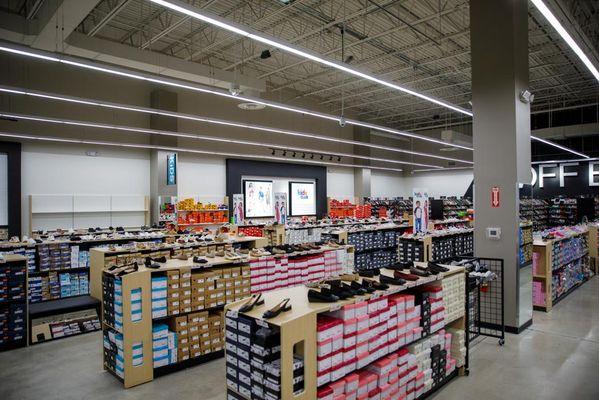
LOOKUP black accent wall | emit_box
[226,159,328,218]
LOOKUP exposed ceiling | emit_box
[2,0,598,138]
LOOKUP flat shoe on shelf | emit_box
[380,274,406,286]
[308,289,339,303]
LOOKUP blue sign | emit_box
[166,153,177,185]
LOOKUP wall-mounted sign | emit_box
[412,189,429,233]
[528,160,599,197]
[491,187,500,208]
[232,194,244,224]
[166,153,177,186]
[274,192,287,224]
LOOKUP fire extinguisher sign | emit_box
[491,187,500,208]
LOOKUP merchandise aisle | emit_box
[224,264,467,400]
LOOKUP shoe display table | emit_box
[224,264,467,400]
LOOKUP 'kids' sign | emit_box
[412,189,429,234]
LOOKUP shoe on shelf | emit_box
[427,262,450,273]
[175,254,188,261]
[152,256,167,263]
[239,294,265,313]
[362,278,388,291]
[357,268,380,278]
[192,256,208,264]
[387,261,414,271]
[308,289,339,303]
[410,267,431,277]
[380,274,406,286]
[262,298,291,319]
[224,252,240,261]
[394,271,420,281]
[349,281,367,295]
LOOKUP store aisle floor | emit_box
[432,275,599,400]
[1,277,598,400]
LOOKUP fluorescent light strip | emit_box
[149,0,472,117]
[0,85,471,164]
[0,41,468,150]
[531,0,599,83]
[412,166,473,173]
[0,111,442,168]
[0,131,404,172]
[532,157,599,165]
[531,135,590,159]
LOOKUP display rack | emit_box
[398,230,474,264]
[96,241,353,388]
[0,255,28,352]
[158,196,229,229]
[224,264,467,400]
[532,228,590,312]
[519,223,533,267]
[590,224,598,273]
[364,198,412,220]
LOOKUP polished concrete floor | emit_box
[2,277,598,400]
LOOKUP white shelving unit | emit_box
[29,194,150,233]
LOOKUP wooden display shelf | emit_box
[532,229,590,312]
[225,263,465,400]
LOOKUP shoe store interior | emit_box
[0,1,598,399]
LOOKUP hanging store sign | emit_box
[412,189,429,233]
[529,160,599,197]
[166,153,177,185]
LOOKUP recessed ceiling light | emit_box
[237,102,266,111]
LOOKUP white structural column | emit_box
[353,126,372,201]
[471,0,532,331]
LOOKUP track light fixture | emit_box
[320,155,324,160]
[292,152,296,157]
[283,150,287,156]
[329,156,333,161]
[302,153,306,159]
[310,154,314,159]
[337,156,341,162]
[271,149,276,155]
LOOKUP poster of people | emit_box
[274,192,288,224]
[232,194,244,224]
[244,180,273,218]
[412,189,429,233]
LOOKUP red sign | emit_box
[491,187,500,208]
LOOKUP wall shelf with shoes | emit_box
[224,263,468,400]
[158,196,229,230]
[398,229,474,264]
[533,227,590,312]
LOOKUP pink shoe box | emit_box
[413,327,423,341]
[344,331,357,348]
[408,365,418,381]
[331,364,346,382]
[415,372,425,387]
[381,382,392,399]
[368,388,382,400]
[343,345,356,362]
[318,354,332,373]
[357,395,368,400]
[405,307,417,321]
[318,385,334,400]
[330,303,358,320]
[356,315,369,332]
[358,371,378,393]
[357,372,369,397]
[372,320,386,336]
[397,348,409,366]
[356,340,368,355]
[366,356,394,378]
[345,373,360,393]
[368,335,380,352]
[388,327,398,342]
[318,316,344,342]
[387,313,398,330]
[430,297,443,311]
[388,337,399,353]
[379,306,392,323]
[388,366,399,383]
[345,391,357,400]
[426,286,443,299]
[332,334,344,352]
[405,331,414,344]
[369,310,381,327]
[400,294,415,309]
[398,384,406,397]
[399,371,409,387]
[397,333,406,348]
[344,359,357,374]
[318,369,331,386]
[356,351,370,369]
[318,338,333,357]
[343,318,358,335]
[330,379,346,396]
[415,384,424,399]
[389,387,399,400]
[354,301,368,318]
[406,378,415,393]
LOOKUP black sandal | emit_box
[262,298,291,319]
[239,294,264,313]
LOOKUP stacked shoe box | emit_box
[0,301,26,346]
[264,357,304,399]
[103,328,144,379]
[38,243,71,271]
[205,270,225,309]
[151,276,167,318]
[166,270,181,316]
[152,323,177,368]
[208,311,224,352]
[442,274,465,323]
[29,275,43,303]
[224,312,282,399]
[169,315,190,362]
[318,330,456,400]
[447,328,466,367]
[398,240,424,263]
[179,267,192,314]
[4,261,26,303]
[188,311,209,357]
[102,273,116,328]
[191,267,251,310]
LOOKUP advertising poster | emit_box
[289,181,316,216]
[244,180,273,218]
[274,192,288,224]
[232,194,244,224]
[412,188,429,233]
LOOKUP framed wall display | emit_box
[243,180,274,218]
[289,181,316,216]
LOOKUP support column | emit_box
[471,0,532,331]
[149,89,179,223]
[353,126,372,202]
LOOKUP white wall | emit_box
[405,170,473,198]
[177,153,226,199]
[326,167,355,199]
[371,171,406,198]
[21,142,151,233]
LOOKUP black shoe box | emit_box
[238,382,252,399]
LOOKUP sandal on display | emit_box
[239,294,265,313]
[262,298,292,319]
